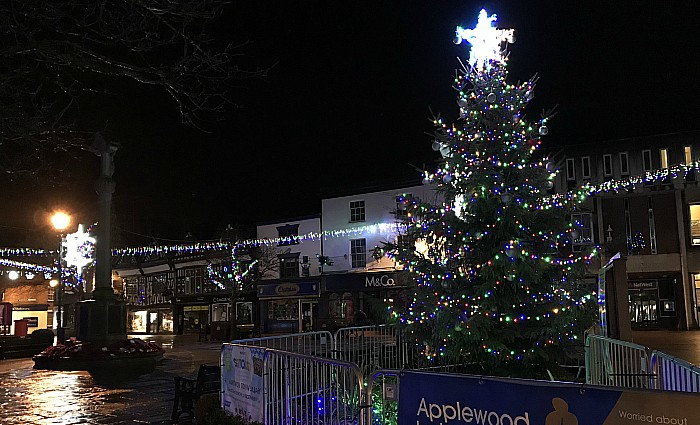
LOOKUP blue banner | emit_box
[398,371,700,425]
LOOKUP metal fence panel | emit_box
[233,331,334,357]
[651,350,700,392]
[586,334,653,389]
[263,347,365,425]
[332,325,410,377]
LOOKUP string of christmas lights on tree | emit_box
[379,9,597,378]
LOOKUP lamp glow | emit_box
[51,211,71,232]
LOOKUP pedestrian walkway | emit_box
[0,334,222,425]
[632,329,700,366]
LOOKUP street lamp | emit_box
[51,211,71,343]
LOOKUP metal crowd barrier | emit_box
[263,347,365,425]
[650,350,700,392]
[233,330,334,357]
[364,369,400,425]
[333,325,411,377]
[585,334,653,389]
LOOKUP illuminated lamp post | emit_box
[50,211,71,343]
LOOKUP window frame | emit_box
[278,252,300,279]
[660,147,669,169]
[690,204,700,246]
[349,200,366,223]
[620,152,630,175]
[581,156,591,179]
[350,238,367,268]
[566,158,576,181]
[642,149,653,172]
[571,212,594,251]
[603,154,613,177]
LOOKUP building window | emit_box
[690,205,700,245]
[278,253,300,279]
[277,224,300,246]
[648,197,657,254]
[581,156,591,179]
[350,200,365,222]
[566,158,575,181]
[624,198,633,253]
[620,152,629,175]
[642,149,653,172]
[660,148,669,169]
[603,154,613,176]
[571,212,594,251]
[396,194,411,219]
[350,238,366,268]
[685,146,693,165]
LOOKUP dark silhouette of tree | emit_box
[0,0,268,179]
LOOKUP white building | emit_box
[319,182,439,329]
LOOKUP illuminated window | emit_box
[660,148,669,169]
[685,146,693,165]
[581,156,591,179]
[603,154,613,176]
[350,238,366,268]
[690,205,700,246]
[329,292,353,319]
[620,152,629,175]
[350,200,365,222]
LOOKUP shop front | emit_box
[321,272,411,330]
[628,278,678,329]
[258,279,320,334]
[127,307,174,334]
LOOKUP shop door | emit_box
[300,301,317,332]
[629,289,659,327]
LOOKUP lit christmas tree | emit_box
[384,9,597,378]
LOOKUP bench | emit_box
[171,364,221,423]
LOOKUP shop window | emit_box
[690,205,700,245]
[212,303,230,322]
[571,212,594,251]
[236,301,253,324]
[603,154,613,177]
[350,200,365,222]
[268,300,298,320]
[279,253,300,279]
[277,224,300,246]
[685,146,693,165]
[329,292,353,320]
[351,238,367,268]
[619,152,629,175]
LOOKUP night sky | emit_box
[3,1,700,247]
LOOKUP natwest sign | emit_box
[365,274,396,288]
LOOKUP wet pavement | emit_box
[0,330,698,424]
[0,334,222,425]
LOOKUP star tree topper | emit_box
[62,224,96,277]
[455,9,515,70]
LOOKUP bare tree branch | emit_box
[0,0,267,179]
